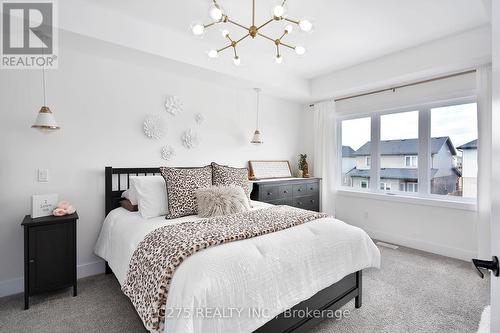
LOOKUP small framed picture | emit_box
[31,194,58,219]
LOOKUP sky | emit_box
[341,103,478,152]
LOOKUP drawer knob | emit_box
[297,202,302,205]
[310,187,314,190]
[267,192,272,196]
[310,200,315,203]
[283,190,288,193]
[297,189,302,192]
[29,259,35,263]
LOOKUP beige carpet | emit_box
[0,245,490,333]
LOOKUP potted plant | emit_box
[298,154,310,178]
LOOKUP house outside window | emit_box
[339,101,477,201]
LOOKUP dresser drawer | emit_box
[305,182,319,194]
[293,184,307,196]
[259,185,280,201]
[267,198,292,206]
[278,185,293,199]
[291,195,319,212]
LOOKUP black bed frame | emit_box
[104,166,363,333]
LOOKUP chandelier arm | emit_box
[252,0,256,26]
[280,42,295,50]
[217,44,233,53]
[233,46,238,58]
[228,19,250,31]
[257,18,274,30]
[236,33,250,44]
[204,22,218,29]
[257,32,276,43]
[284,17,299,25]
[276,44,280,57]
[278,30,288,41]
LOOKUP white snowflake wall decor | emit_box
[194,113,205,125]
[165,95,183,115]
[181,129,200,149]
[143,115,166,140]
[161,145,175,161]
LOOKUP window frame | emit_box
[337,96,477,210]
[405,156,418,167]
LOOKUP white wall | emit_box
[311,26,491,101]
[335,194,477,260]
[0,31,311,296]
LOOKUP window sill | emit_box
[336,188,477,211]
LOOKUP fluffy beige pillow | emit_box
[196,186,251,218]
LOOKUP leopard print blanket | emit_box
[122,205,327,332]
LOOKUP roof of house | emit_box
[352,137,457,156]
[346,168,439,180]
[342,146,356,158]
[457,139,477,150]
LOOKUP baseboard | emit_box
[0,260,105,298]
[365,227,476,261]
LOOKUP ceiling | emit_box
[87,0,490,79]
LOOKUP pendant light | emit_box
[32,51,59,131]
[251,88,263,144]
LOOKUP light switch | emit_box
[37,169,49,182]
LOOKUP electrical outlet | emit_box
[37,169,49,182]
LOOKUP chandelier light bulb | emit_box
[284,24,293,34]
[295,45,306,55]
[209,4,224,21]
[191,23,205,36]
[299,19,313,32]
[233,56,241,66]
[221,29,230,38]
[272,5,286,18]
[275,55,283,64]
[208,49,218,58]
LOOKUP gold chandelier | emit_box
[191,0,313,65]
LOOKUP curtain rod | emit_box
[309,69,477,107]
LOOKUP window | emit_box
[380,182,391,191]
[341,117,371,188]
[431,103,477,198]
[406,183,418,193]
[338,100,477,203]
[405,156,418,167]
[380,111,419,192]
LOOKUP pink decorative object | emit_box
[53,201,76,216]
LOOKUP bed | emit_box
[95,167,380,333]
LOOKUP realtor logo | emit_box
[1,1,58,69]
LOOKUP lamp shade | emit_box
[32,106,60,131]
[251,129,263,144]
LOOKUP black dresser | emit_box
[22,212,78,309]
[250,178,321,212]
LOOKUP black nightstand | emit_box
[22,212,78,310]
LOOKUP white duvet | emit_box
[94,201,380,333]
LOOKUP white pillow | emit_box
[130,176,169,219]
[121,188,138,205]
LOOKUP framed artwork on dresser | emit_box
[248,160,292,180]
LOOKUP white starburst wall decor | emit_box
[194,113,205,125]
[161,145,175,161]
[143,115,166,139]
[181,129,200,149]
[165,95,183,116]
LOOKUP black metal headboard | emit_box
[105,166,161,215]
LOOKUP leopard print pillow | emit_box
[160,166,212,219]
[211,162,251,202]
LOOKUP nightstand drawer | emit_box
[291,195,319,211]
